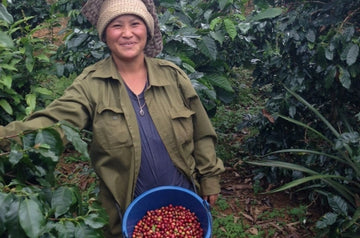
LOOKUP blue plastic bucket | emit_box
[122,186,212,238]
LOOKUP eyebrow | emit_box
[111,15,142,23]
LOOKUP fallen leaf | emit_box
[247,227,259,235]
[262,109,275,123]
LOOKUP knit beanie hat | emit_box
[97,0,154,41]
[81,0,163,57]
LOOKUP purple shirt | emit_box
[125,85,193,197]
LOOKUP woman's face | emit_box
[105,14,148,62]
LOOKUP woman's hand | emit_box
[203,194,219,206]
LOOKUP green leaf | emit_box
[83,213,107,229]
[266,174,345,194]
[238,22,251,34]
[209,17,222,30]
[316,212,337,229]
[252,8,283,21]
[176,28,200,48]
[0,4,13,24]
[0,62,18,72]
[335,132,360,150]
[75,222,102,238]
[267,148,350,166]
[325,48,334,61]
[0,31,14,48]
[25,93,36,115]
[277,115,332,145]
[248,160,356,205]
[60,122,89,159]
[19,199,45,238]
[23,42,34,72]
[224,18,237,40]
[36,128,64,155]
[218,0,232,11]
[5,196,27,237]
[22,132,36,149]
[182,37,197,48]
[67,33,88,48]
[0,193,13,229]
[1,74,13,88]
[306,30,316,43]
[35,54,50,63]
[247,160,318,175]
[198,36,217,61]
[203,9,213,23]
[207,74,234,92]
[0,193,7,235]
[324,65,336,88]
[0,99,13,115]
[52,187,74,218]
[34,87,53,96]
[25,54,34,73]
[209,31,225,45]
[9,150,23,165]
[346,44,359,66]
[284,86,340,138]
[182,62,195,73]
[55,221,76,238]
[339,66,351,89]
[328,195,348,216]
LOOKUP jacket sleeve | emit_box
[176,70,225,196]
[0,72,93,145]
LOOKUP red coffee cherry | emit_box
[132,204,204,238]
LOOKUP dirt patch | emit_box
[56,157,97,191]
[215,167,319,237]
[33,17,68,46]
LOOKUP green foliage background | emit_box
[0,0,359,237]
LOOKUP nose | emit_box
[122,25,133,38]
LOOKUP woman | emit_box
[0,0,225,237]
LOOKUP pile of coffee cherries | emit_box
[131,204,204,238]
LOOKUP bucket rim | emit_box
[122,186,212,238]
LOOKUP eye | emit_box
[108,21,123,28]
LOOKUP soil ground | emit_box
[216,167,319,237]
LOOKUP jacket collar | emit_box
[91,56,121,81]
[145,57,171,87]
[91,56,171,87]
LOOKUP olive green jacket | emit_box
[0,57,225,237]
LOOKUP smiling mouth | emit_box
[121,42,136,46]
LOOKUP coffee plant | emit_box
[4,0,51,37]
[0,121,107,237]
[248,87,360,236]
[239,1,360,236]
[247,0,360,154]
[0,4,59,124]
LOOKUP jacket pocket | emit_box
[170,107,195,145]
[92,105,132,148]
